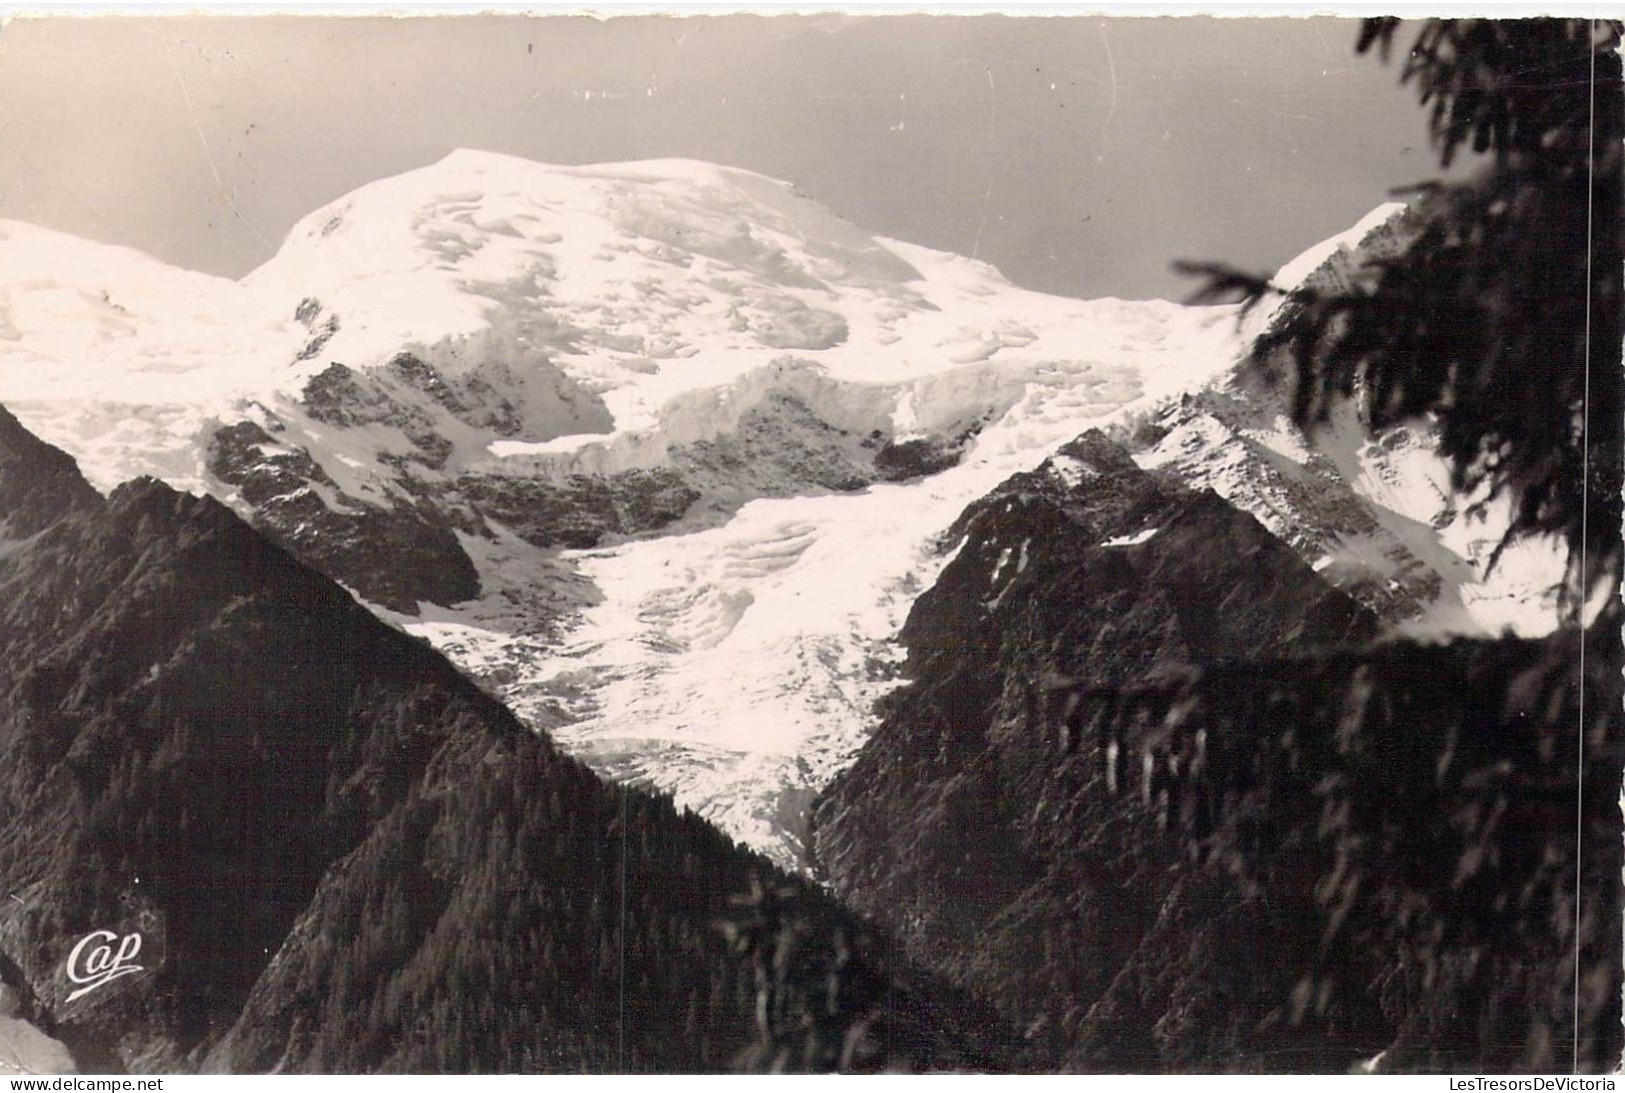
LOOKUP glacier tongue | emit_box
[408,306,1245,868]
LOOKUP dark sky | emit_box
[0,12,1458,300]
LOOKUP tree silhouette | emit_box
[718,876,894,1073]
[1181,17,1623,616]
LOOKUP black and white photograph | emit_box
[0,5,1617,1077]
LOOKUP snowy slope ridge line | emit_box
[1118,201,1569,638]
[0,150,1562,867]
[1270,200,1409,292]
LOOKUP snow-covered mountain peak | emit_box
[254,147,871,290]
[246,148,933,371]
[0,152,1250,868]
[1270,199,1411,295]
[1123,195,1568,638]
[234,149,1172,475]
[2,153,1550,867]
[1,151,1189,501]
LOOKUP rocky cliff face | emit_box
[203,351,994,618]
[810,428,1379,1067]
[1114,376,1453,626]
[0,405,996,1074]
[810,432,1618,1072]
[1109,201,1565,637]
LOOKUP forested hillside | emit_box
[0,404,998,1073]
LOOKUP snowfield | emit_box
[0,149,1568,868]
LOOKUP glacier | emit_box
[0,148,1566,868]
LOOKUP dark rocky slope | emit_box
[811,430,1376,1065]
[0,405,998,1074]
[208,351,984,618]
[811,427,1621,1071]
